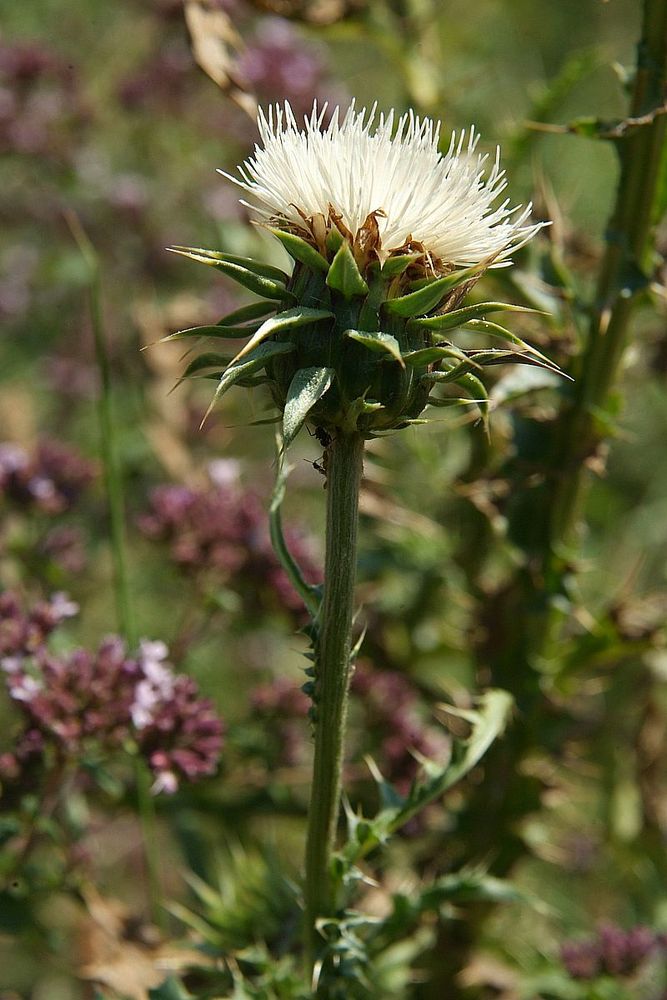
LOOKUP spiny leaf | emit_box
[155,301,280,346]
[180,352,234,379]
[463,319,558,367]
[168,245,288,281]
[283,367,335,447]
[384,258,492,317]
[452,372,490,435]
[339,690,512,866]
[202,341,295,423]
[345,329,404,366]
[268,227,329,273]
[427,372,490,433]
[326,241,369,299]
[342,395,384,433]
[463,347,568,377]
[158,323,264,344]
[220,300,280,325]
[402,345,482,369]
[228,307,334,366]
[409,300,544,333]
[168,246,294,301]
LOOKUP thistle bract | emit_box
[168,102,558,442]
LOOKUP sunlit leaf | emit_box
[268,227,329,273]
[168,246,294,301]
[283,366,335,447]
[228,307,334,366]
[326,241,369,299]
[345,329,404,366]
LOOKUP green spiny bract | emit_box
[167,216,563,446]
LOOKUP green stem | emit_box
[68,214,163,927]
[270,443,322,620]
[548,0,667,546]
[304,431,364,977]
[68,214,134,640]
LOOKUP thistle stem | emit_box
[548,0,667,545]
[304,431,364,976]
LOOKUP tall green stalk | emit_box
[304,431,365,976]
[69,215,163,927]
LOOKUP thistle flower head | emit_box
[222,101,544,268]
[170,100,560,443]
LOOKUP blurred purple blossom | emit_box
[138,477,320,620]
[560,922,665,981]
[117,42,193,111]
[0,40,89,158]
[0,596,224,794]
[236,18,344,118]
[351,662,449,794]
[0,438,95,515]
[250,675,310,767]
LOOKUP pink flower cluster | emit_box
[0,594,223,794]
[138,478,320,621]
[561,923,666,981]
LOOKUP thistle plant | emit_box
[168,100,562,990]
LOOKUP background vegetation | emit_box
[1,0,666,997]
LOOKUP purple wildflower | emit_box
[561,922,664,981]
[0,438,95,514]
[0,40,89,159]
[236,19,329,118]
[351,662,449,794]
[138,478,320,621]
[0,596,224,794]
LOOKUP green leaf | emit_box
[402,345,481,368]
[219,300,280,325]
[463,319,558,367]
[345,329,404,366]
[168,246,294,301]
[451,372,490,434]
[180,352,234,379]
[381,254,421,277]
[326,241,369,299]
[159,323,264,344]
[384,259,490,318]
[268,227,329,273]
[342,395,384,433]
[463,347,567,377]
[168,245,288,281]
[228,306,334,367]
[203,341,295,420]
[326,226,345,254]
[340,690,512,866]
[283,367,335,447]
[409,300,543,333]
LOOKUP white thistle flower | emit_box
[221,101,545,267]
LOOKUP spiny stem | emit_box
[304,431,364,979]
[548,0,667,546]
